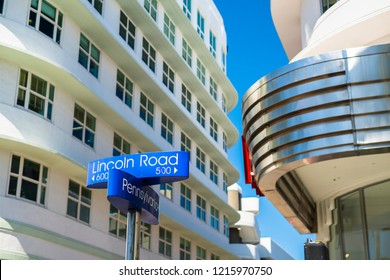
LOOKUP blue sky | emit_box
[213,0,315,259]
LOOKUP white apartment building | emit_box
[0,0,259,260]
[243,0,390,259]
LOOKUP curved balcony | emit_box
[242,44,390,233]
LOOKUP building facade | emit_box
[242,0,390,260]
[0,0,258,260]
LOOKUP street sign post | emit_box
[86,151,189,260]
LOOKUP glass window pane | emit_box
[80,204,90,223]
[8,176,18,196]
[39,17,55,39]
[68,180,80,199]
[364,182,390,260]
[340,192,365,259]
[23,159,40,181]
[20,179,38,201]
[11,155,21,174]
[67,199,78,218]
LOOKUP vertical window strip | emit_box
[196,147,205,173]
[159,227,172,257]
[180,132,191,160]
[196,195,206,222]
[180,237,191,260]
[141,222,152,250]
[209,30,217,58]
[144,0,157,22]
[209,77,218,101]
[181,84,192,112]
[196,11,205,40]
[196,102,205,128]
[180,183,191,212]
[196,59,206,85]
[139,92,154,127]
[67,179,91,224]
[161,112,174,144]
[109,204,127,239]
[119,11,136,50]
[163,13,175,45]
[162,62,175,93]
[182,38,192,67]
[210,159,218,185]
[210,205,219,231]
[72,103,96,148]
[142,38,156,73]
[182,0,191,20]
[160,182,173,200]
[78,33,100,78]
[116,69,133,109]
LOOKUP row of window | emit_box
[21,0,229,152]
[6,154,226,259]
[16,65,229,187]
[25,0,228,113]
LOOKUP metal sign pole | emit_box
[125,209,141,260]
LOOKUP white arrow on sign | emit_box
[174,167,177,174]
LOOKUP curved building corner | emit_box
[243,0,390,260]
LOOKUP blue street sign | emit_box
[107,169,159,224]
[87,151,189,188]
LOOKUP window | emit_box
[17,69,54,120]
[180,184,191,212]
[161,113,174,144]
[223,216,229,237]
[0,0,4,14]
[28,0,63,44]
[210,205,219,231]
[181,84,192,112]
[119,11,136,50]
[116,69,133,109]
[109,204,126,239]
[209,77,218,101]
[210,160,218,185]
[180,132,191,159]
[196,195,206,222]
[8,155,48,205]
[163,14,175,45]
[182,0,191,20]
[222,93,227,113]
[159,227,172,258]
[196,59,206,85]
[196,246,206,260]
[223,132,227,153]
[182,38,192,67]
[162,62,175,93]
[328,181,390,260]
[142,38,156,73]
[141,222,152,250]
[160,182,173,200]
[180,237,191,260]
[73,103,96,148]
[88,0,103,14]
[78,33,100,78]
[196,147,205,173]
[211,253,220,260]
[144,0,157,21]
[113,132,131,156]
[223,172,228,193]
[67,180,91,224]
[196,102,205,128]
[209,30,216,58]
[209,117,218,142]
[322,0,339,13]
[140,93,154,127]
[196,11,205,40]
[222,49,226,73]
